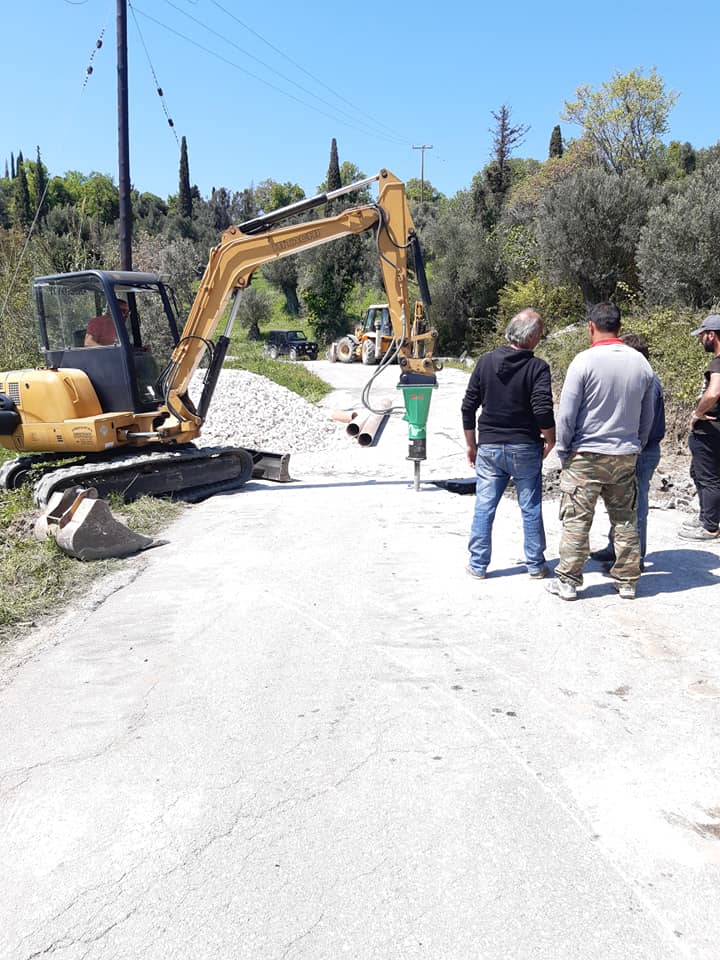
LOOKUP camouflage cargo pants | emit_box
[556,452,640,586]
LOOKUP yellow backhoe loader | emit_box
[327,304,394,365]
[0,169,440,506]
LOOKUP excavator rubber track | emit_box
[0,445,291,507]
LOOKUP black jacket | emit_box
[461,345,555,444]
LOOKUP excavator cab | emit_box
[33,270,181,415]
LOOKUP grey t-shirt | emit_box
[555,342,654,459]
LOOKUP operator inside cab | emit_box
[85,298,129,347]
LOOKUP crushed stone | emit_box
[190,368,348,453]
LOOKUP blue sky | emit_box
[3,0,720,203]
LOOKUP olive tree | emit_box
[422,192,502,352]
[638,159,720,307]
[535,166,651,306]
[233,285,273,341]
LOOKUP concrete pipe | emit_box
[331,409,358,424]
[346,413,371,438]
[357,411,389,446]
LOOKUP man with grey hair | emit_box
[461,309,556,579]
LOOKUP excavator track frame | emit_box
[1,445,291,507]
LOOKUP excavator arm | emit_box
[157,169,437,439]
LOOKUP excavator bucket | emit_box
[35,486,167,561]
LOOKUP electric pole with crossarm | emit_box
[412,144,433,202]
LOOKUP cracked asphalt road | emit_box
[1,361,719,959]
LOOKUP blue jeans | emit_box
[468,443,546,575]
[636,443,661,556]
[606,441,661,560]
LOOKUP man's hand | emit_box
[691,412,717,428]
[463,428,477,468]
[541,427,556,461]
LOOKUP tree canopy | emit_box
[561,67,679,174]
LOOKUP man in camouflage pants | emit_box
[546,302,655,601]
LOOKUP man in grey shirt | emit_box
[546,302,654,601]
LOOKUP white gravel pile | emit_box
[191,368,348,453]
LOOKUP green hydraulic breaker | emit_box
[397,372,438,490]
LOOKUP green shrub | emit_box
[536,324,588,384]
[496,276,584,333]
[621,305,705,405]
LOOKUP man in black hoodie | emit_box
[461,309,556,579]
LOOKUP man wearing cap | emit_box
[681,315,720,540]
[545,302,654,601]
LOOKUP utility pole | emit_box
[117,0,132,270]
[412,144,433,202]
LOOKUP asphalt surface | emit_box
[1,359,720,960]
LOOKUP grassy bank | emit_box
[0,472,183,634]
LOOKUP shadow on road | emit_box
[485,549,720,597]
[631,547,720,596]
[241,479,449,493]
[546,548,720,598]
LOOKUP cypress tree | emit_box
[17,149,24,167]
[14,161,32,226]
[325,138,342,215]
[10,152,15,179]
[34,145,48,222]
[178,136,192,219]
[549,124,564,159]
[327,138,341,191]
[4,161,8,179]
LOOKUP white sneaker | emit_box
[678,525,719,541]
[545,578,577,601]
[614,581,636,600]
[680,515,703,530]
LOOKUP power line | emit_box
[151,0,409,147]
[132,5,409,146]
[1,18,109,325]
[81,28,105,89]
[128,2,179,145]
[208,0,411,146]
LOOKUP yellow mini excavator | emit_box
[0,169,440,506]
